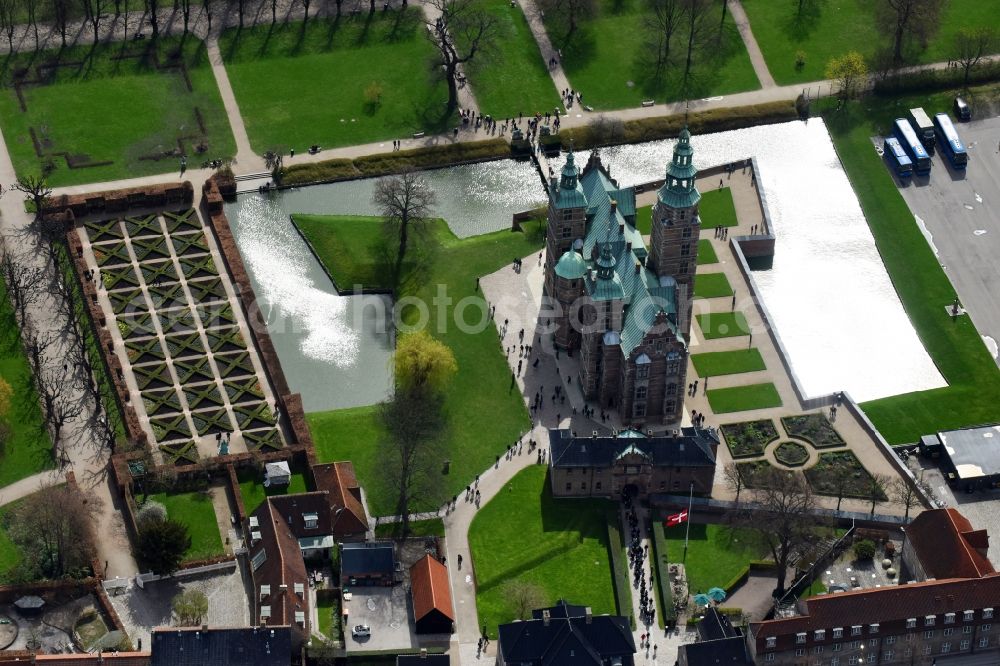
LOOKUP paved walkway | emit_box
[205,36,264,173]
[517,0,572,107]
[729,0,775,89]
[0,469,64,508]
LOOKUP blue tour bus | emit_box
[892,118,932,175]
[883,137,913,178]
[933,112,968,170]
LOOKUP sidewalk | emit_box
[729,0,775,89]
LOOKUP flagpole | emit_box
[683,481,693,562]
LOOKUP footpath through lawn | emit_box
[220,11,452,152]
[821,86,1000,444]
[0,38,235,186]
[296,214,541,516]
[469,465,617,636]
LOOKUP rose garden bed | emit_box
[804,451,885,500]
[721,419,779,458]
[781,413,846,449]
[773,441,809,467]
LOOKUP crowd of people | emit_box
[623,491,657,631]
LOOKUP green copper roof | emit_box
[551,149,589,209]
[554,250,588,280]
[619,429,647,438]
[658,126,701,210]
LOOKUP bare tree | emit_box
[81,0,111,43]
[503,580,548,620]
[723,461,744,506]
[0,0,18,50]
[12,175,52,223]
[890,477,923,523]
[681,0,710,89]
[22,326,57,375]
[302,0,311,21]
[24,0,40,44]
[537,0,595,43]
[876,0,946,68]
[373,171,438,285]
[742,469,817,594]
[7,483,101,580]
[0,249,46,327]
[51,0,71,45]
[952,26,999,87]
[146,0,159,36]
[179,0,192,32]
[867,472,892,518]
[426,0,498,114]
[270,0,277,23]
[379,389,446,539]
[264,150,283,181]
[36,363,83,460]
[645,0,684,79]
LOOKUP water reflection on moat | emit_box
[228,119,945,411]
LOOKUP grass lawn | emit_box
[0,38,234,187]
[374,518,445,538]
[697,239,718,265]
[145,491,225,561]
[691,349,766,377]
[219,11,452,152]
[695,311,749,339]
[693,272,733,299]
[698,187,739,228]
[743,0,1000,86]
[469,466,616,636]
[0,281,54,487]
[659,523,766,594]
[238,468,310,515]
[546,0,758,110]
[316,594,340,641]
[821,86,1000,444]
[299,214,541,515]
[459,0,560,118]
[707,383,782,414]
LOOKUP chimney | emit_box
[585,607,592,624]
[610,200,617,215]
[420,649,429,659]
[634,262,641,275]
[626,241,632,252]
[619,223,625,235]
[201,624,208,632]
[542,610,551,626]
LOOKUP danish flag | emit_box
[664,510,688,527]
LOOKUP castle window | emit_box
[637,365,649,380]
[672,179,678,187]
[682,227,691,238]
[667,383,677,396]
[634,402,646,417]
[682,180,688,188]
[656,340,664,352]
[680,262,689,274]
[680,243,691,257]
[561,226,572,238]
[596,482,602,490]
[636,386,647,400]
[667,361,679,375]
[562,210,573,221]
[665,400,675,413]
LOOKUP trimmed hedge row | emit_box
[606,510,635,629]
[651,521,676,627]
[558,101,798,150]
[282,139,512,186]
[874,61,1000,96]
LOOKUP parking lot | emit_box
[894,114,1000,362]
[343,586,418,653]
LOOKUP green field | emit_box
[145,491,225,561]
[220,11,452,152]
[742,0,1000,85]
[0,39,235,186]
[707,382,782,414]
[546,0,758,110]
[460,0,560,118]
[819,85,1000,444]
[696,311,749,339]
[298,214,541,515]
[698,187,739,228]
[238,468,310,514]
[469,466,616,636]
[0,281,54,488]
[697,239,718,265]
[658,522,766,594]
[691,349,766,377]
[693,272,734,299]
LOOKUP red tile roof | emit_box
[249,500,310,645]
[907,508,994,579]
[751,574,1000,648]
[312,461,369,536]
[410,554,455,623]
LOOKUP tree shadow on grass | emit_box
[780,0,825,43]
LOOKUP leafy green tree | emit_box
[395,331,458,396]
[853,539,876,560]
[136,519,191,575]
[825,51,868,100]
[172,589,209,625]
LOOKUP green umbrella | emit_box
[693,593,711,606]
[707,587,727,602]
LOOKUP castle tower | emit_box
[648,128,701,336]
[544,149,589,349]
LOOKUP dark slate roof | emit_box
[396,655,451,666]
[680,636,753,666]
[936,424,1000,479]
[697,607,740,642]
[150,627,291,666]
[549,427,718,469]
[497,611,635,666]
[341,541,395,576]
[534,600,590,620]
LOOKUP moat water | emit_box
[228,118,945,411]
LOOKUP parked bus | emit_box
[908,107,936,151]
[892,118,932,175]
[933,112,968,170]
[883,137,913,178]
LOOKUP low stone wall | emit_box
[44,182,193,218]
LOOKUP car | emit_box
[954,96,971,121]
[352,624,371,639]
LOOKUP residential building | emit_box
[410,554,455,634]
[340,541,396,586]
[901,508,994,582]
[542,129,702,427]
[548,426,718,499]
[678,608,753,666]
[496,600,635,666]
[149,626,291,666]
[919,426,1000,491]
